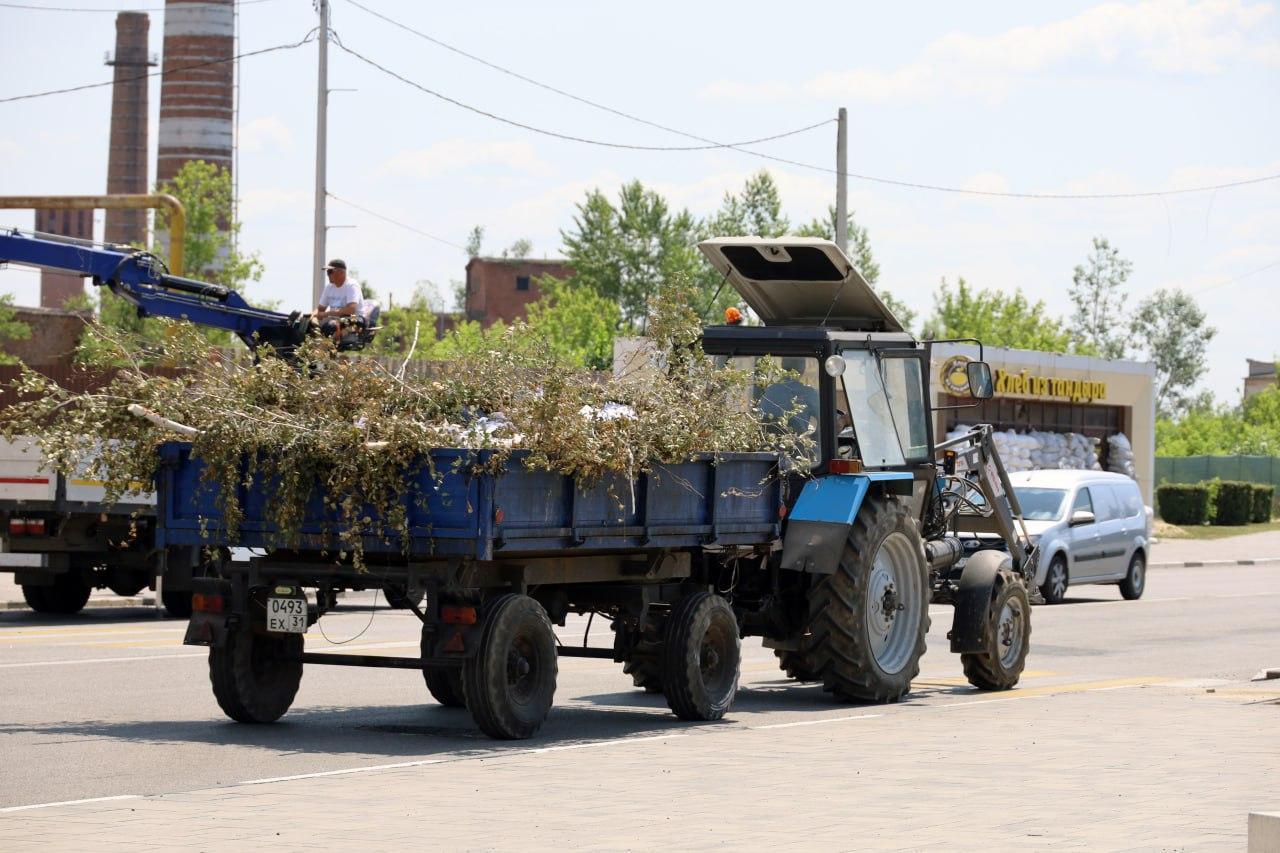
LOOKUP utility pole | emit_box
[311,0,330,307]
[835,107,848,254]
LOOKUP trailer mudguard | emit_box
[948,550,1013,653]
[780,472,913,574]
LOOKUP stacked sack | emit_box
[1106,433,1137,479]
[946,426,1102,473]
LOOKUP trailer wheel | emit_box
[209,628,303,724]
[961,571,1031,691]
[792,496,930,703]
[107,570,147,598]
[420,622,466,708]
[162,588,193,618]
[774,649,821,682]
[463,594,557,739]
[23,570,92,615]
[661,592,740,721]
[385,585,425,611]
[613,620,664,694]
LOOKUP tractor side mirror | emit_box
[1069,509,1096,527]
[966,361,994,400]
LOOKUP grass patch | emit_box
[1153,519,1280,540]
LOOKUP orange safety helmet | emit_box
[724,306,744,325]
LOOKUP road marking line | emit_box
[238,759,447,786]
[0,652,205,669]
[753,713,883,730]
[0,794,140,813]
[531,733,687,753]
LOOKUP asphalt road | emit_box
[1,564,1277,811]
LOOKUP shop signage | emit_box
[938,355,1107,403]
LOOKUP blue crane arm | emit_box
[0,228,306,351]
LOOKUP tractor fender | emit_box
[948,550,1013,653]
[780,472,913,574]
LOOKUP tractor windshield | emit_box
[839,350,930,468]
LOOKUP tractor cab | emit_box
[698,237,938,475]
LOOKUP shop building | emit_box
[930,344,1156,502]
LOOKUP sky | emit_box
[1,0,1277,400]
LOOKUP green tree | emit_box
[503,238,533,260]
[1129,288,1216,417]
[922,277,1083,353]
[561,181,702,327]
[1069,236,1131,359]
[0,295,32,365]
[1156,387,1280,456]
[369,283,438,357]
[523,277,621,370]
[155,160,263,287]
[795,205,916,331]
[465,225,485,258]
[703,170,790,239]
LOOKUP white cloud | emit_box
[0,138,24,160]
[239,187,310,220]
[378,139,554,181]
[700,0,1280,103]
[238,116,293,154]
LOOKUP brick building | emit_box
[33,209,94,309]
[1,306,92,367]
[1244,359,1277,400]
[463,257,574,327]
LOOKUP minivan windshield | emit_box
[1013,487,1068,521]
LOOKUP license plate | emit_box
[267,597,308,633]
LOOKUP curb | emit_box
[1151,557,1280,569]
[1,596,157,611]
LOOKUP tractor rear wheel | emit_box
[961,571,1031,691]
[788,496,930,703]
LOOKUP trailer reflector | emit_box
[442,605,477,625]
[192,593,224,614]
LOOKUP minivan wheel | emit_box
[1119,552,1146,600]
[1040,555,1068,605]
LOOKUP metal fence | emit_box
[1155,455,1280,488]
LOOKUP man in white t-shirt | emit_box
[313,258,363,339]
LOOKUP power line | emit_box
[326,191,468,252]
[0,34,312,104]
[0,0,276,11]
[338,1,1280,201]
[1187,259,1280,295]
[334,42,833,152]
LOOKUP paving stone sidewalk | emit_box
[2,682,1274,851]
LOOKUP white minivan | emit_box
[1007,470,1152,604]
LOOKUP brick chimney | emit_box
[104,11,154,248]
[157,0,234,187]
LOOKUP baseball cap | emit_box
[324,259,347,271]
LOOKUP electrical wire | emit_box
[334,42,833,152]
[0,34,313,104]
[337,1,1280,200]
[326,191,469,251]
[0,0,277,11]
[1186,259,1280,295]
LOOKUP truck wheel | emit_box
[24,570,92,615]
[961,572,1031,691]
[1119,552,1146,600]
[107,571,147,598]
[795,497,930,703]
[463,594,557,739]
[661,592,740,721]
[209,628,303,723]
[1039,555,1068,605]
[420,621,466,707]
[162,588,193,618]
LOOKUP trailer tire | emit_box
[209,628,303,724]
[162,588,193,618]
[107,571,148,598]
[661,592,740,722]
[961,571,1031,691]
[24,570,92,615]
[420,624,466,708]
[774,649,821,682]
[463,594,557,739]
[385,586,425,611]
[793,496,930,704]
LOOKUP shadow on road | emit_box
[0,609,181,628]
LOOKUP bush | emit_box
[1251,484,1275,523]
[1156,483,1210,525]
[1212,480,1254,526]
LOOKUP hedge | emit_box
[1156,483,1210,525]
[1252,484,1276,523]
[1212,481,1255,526]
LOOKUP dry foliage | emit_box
[2,281,808,566]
